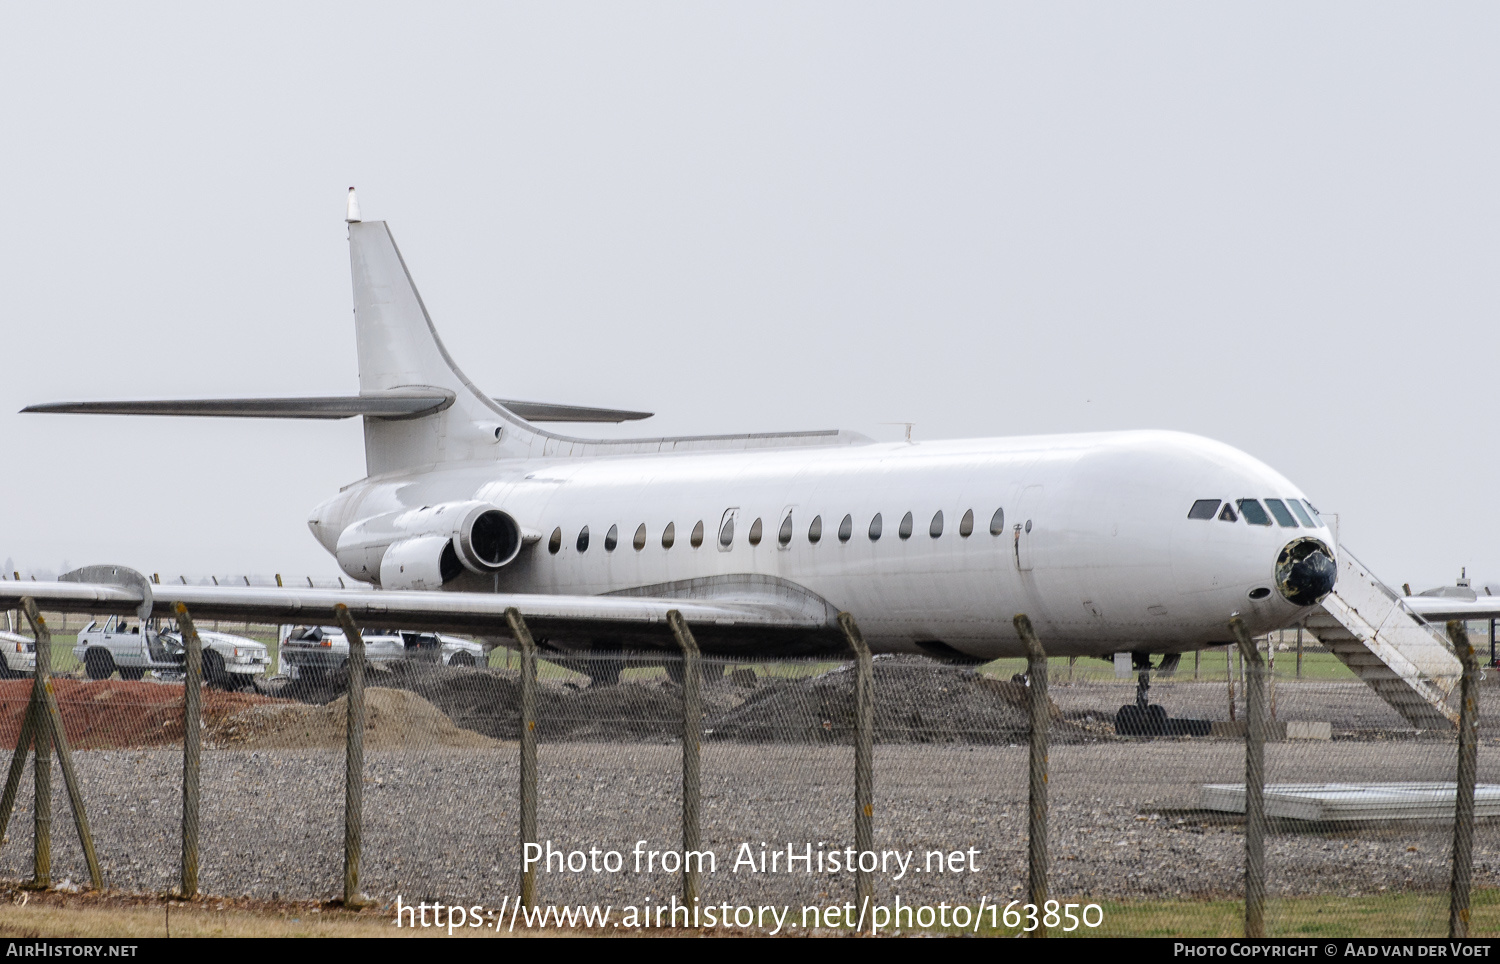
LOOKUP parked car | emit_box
[0,632,36,678]
[73,616,270,687]
[280,626,485,678]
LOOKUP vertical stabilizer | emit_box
[348,220,541,475]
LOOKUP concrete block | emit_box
[1285,721,1332,740]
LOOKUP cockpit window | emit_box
[1301,500,1324,525]
[1218,503,1238,523]
[1263,499,1298,528]
[1286,499,1316,527]
[1188,499,1220,520]
[1236,499,1272,526]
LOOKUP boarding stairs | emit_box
[1301,546,1462,730]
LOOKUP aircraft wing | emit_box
[0,575,843,657]
[1404,596,1500,623]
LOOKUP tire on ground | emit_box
[203,649,228,688]
[84,648,115,681]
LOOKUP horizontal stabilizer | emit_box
[494,399,652,423]
[23,394,652,423]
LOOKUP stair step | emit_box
[1305,545,1461,729]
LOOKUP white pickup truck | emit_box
[73,616,270,687]
[280,626,485,679]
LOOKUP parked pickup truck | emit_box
[280,627,485,679]
[0,632,36,678]
[73,616,270,687]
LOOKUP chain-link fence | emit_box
[0,609,1493,937]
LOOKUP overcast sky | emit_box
[1,3,1496,591]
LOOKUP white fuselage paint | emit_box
[309,428,1329,659]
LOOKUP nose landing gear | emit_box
[1114,652,1212,737]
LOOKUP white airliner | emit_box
[8,191,1337,685]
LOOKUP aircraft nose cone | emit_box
[1276,538,1337,606]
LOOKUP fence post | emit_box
[26,599,50,890]
[333,605,365,907]
[1014,614,1049,937]
[0,685,40,847]
[506,607,539,911]
[1227,646,1236,722]
[1447,620,1478,938]
[836,612,875,927]
[1230,617,1266,939]
[173,603,202,897]
[666,611,702,909]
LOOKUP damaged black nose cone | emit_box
[1276,538,1336,606]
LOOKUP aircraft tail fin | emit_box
[348,217,542,474]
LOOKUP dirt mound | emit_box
[210,687,501,750]
[0,679,281,750]
[706,658,1093,744]
[269,657,1096,745]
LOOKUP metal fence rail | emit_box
[0,600,1490,937]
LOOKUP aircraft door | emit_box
[1013,484,1043,571]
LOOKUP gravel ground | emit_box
[0,740,1494,918]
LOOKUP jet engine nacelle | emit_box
[334,501,529,589]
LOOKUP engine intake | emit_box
[334,500,527,588]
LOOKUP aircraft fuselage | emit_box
[310,427,1331,659]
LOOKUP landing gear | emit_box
[582,654,623,688]
[1115,653,1211,737]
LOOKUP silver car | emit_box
[280,626,485,678]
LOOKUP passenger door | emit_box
[1013,484,1043,572]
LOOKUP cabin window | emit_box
[576,526,591,552]
[691,520,705,548]
[930,510,944,538]
[633,523,647,550]
[989,508,1005,535]
[778,514,793,547]
[808,515,823,544]
[1286,499,1316,527]
[869,513,883,541]
[604,524,619,551]
[1219,503,1238,522]
[718,516,734,547]
[959,509,974,537]
[662,522,676,549]
[748,518,764,546]
[548,527,562,554]
[898,511,914,539]
[1237,499,1272,526]
[1263,498,1299,528]
[838,514,853,542]
[1188,499,1220,520]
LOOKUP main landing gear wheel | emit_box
[584,655,623,688]
[84,649,115,681]
[1114,655,1212,737]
